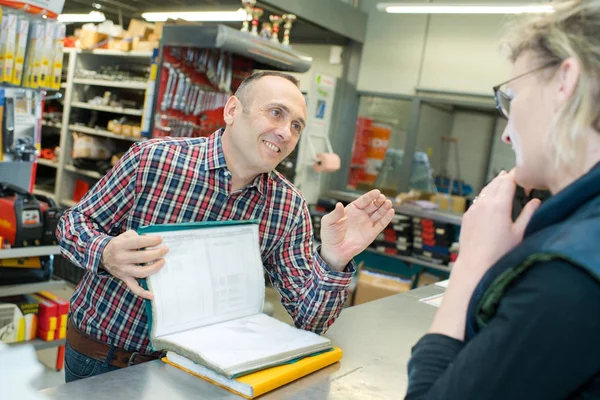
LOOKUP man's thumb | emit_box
[323,202,345,226]
[514,198,541,235]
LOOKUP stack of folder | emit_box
[163,347,343,399]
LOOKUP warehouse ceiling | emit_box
[62,0,350,45]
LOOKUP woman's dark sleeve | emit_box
[405,260,600,400]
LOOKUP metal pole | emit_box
[398,98,422,193]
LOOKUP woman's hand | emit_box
[429,170,541,340]
[452,170,541,286]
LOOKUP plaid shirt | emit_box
[57,130,354,353]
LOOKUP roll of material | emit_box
[313,153,341,173]
[40,148,55,160]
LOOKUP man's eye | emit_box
[292,123,302,133]
[270,109,281,117]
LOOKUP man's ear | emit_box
[224,96,241,125]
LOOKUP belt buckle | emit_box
[127,351,166,367]
[127,351,142,367]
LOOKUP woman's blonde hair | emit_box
[505,0,600,170]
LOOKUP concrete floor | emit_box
[34,283,293,391]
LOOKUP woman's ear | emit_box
[556,57,581,108]
[223,96,241,126]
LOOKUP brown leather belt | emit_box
[67,318,165,368]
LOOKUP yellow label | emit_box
[0,257,42,269]
[3,15,18,83]
[17,318,26,342]
[49,316,57,331]
[12,19,29,85]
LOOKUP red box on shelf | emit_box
[73,179,90,202]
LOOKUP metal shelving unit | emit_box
[0,246,61,260]
[37,159,58,168]
[72,78,148,90]
[328,190,463,226]
[60,199,77,208]
[1,277,68,371]
[71,101,144,116]
[88,48,153,58]
[65,164,103,180]
[42,121,63,129]
[52,50,152,206]
[35,49,70,200]
[10,338,67,351]
[364,248,451,273]
[0,277,65,296]
[68,124,144,142]
[33,187,56,199]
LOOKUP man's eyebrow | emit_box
[268,103,306,128]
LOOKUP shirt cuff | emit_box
[84,234,113,276]
[312,245,355,291]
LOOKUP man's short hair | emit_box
[234,71,300,111]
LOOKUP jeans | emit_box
[64,341,121,383]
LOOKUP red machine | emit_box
[0,183,45,247]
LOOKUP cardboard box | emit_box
[38,291,69,339]
[132,126,141,138]
[108,39,131,52]
[132,37,159,52]
[127,19,154,40]
[121,124,132,136]
[431,194,467,214]
[28,294,58,341]
[147,33,161,43]
[353,270,412,306]
[417,272,442,288]
[108,120,122,134]
[80,30,108,50]
[154,22,164,38]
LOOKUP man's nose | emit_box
[275,124,292,142]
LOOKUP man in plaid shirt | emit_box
[57,71,394,382]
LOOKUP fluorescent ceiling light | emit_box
[377,3,555,14]
[58,11,106,23]
[142,9,247,22]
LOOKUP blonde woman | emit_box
[406,1,600,398]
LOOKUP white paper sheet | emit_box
[435,280,449,288]
[420,293,444,308]
[148,224,265,337]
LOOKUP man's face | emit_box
[225,76,307,174]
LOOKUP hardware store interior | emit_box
[1,0,599,399]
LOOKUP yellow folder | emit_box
[163,347,343,399]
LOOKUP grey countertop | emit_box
[41,285,444,400]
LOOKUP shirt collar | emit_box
[204,128,270,195]
[252,172,269,196]
[204,129,228,171]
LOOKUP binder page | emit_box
[147,224,265,338]
[162,313,331,375]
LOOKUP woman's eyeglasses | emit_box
[493,60,561,119]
